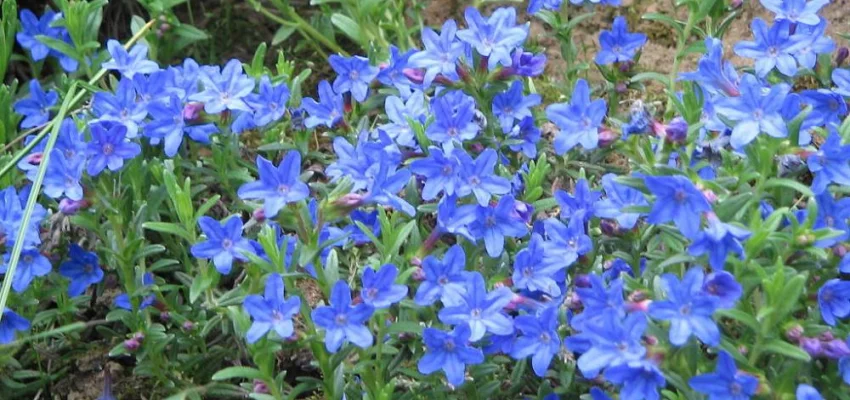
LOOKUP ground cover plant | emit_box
[1,0,850,399]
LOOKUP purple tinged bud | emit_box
[837,47,849,67]
[600,219,621,236]
[412,267,425,281]
[644,335,658,346]
[834,244,848,258]
[133,332,145,342]
[820,331,835,341]
[618,61,634,73]
[665,117,688,144]
[823,339,850,359]
[402,68,425,85]
[123,338,140,351]
[252,208,266,223]
[574,274,591,288]
[597,128,618,147]
[507,50,546,77]
[335,193,365,208]
[59,198,89,215]
[800,337,823,358]
[159,311,171,322]
[182,321,195,331]
[785,325,804,342]
[183,102,204,121]
[512,200,534,224]
[615,82,628,94]
[253,380,270,394]
[730,0,743,8]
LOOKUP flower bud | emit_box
[26,152,44,165]
[837,47,849,67]
[702,189,718,204]
[800,337,823,358]
[615,82,628,94]
[133,332,145,342]
[253,380,270,394]
[644,335,658,346]
[59,198,89,215]
[626,299,652,312]
[730,0,743,9]
[159,311,171,322]
[819,331,835,341]
[252,208,266,223]
[600,219,621,236]
[785,324,804,342]
[123,338,140,351]
[823,339,850,359]
[665,117,688,144]
[182,102,204,121]
[182,321,195,331]
[574,274,591,288]
[456,64,472,83]
[597,128,618,148]
[411,267,425,281]
[402,68,425,85]
[512,200,534,225]
[618,60,634,73]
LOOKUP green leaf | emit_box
[211,366,265,381]
[762,178,814,197]
[143,222,194,242]
[272,26,296,46]
[330,14,363,45]
[385,321,424,335]
[715,309,759,332]
[760,339,811,362]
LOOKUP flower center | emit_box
[441,165,453,175]
[470,308,482,319]
[102,143,114,155]
[277,184,289,195]
[822,289,834,302]
[444,339,456,351]
[272,310,283,322]
[752,109,764,121]
[539,332,551,344]
[674,189,687,203]
[438,276,449,286]
[366,288,379,300]
[729,382,742,395]
[767,47,779,57]
[221,239,233,250]
[65,177,76,188]
[334,314,348,326]
[349,70,360,81]
[523,267,533,278]
[23,255,33,264]
[469,176,480,186]
[447,127,459,137]
[680,304,692,315]
[84,264,93,273]
[485,216,496,227]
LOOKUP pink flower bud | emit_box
[402,68,425,85]
[182,102,204,121]
[252,208,266,223]
[597,128,618,148]
[182,321,195,331]
[133,332,145,342]
[837,47,849,67]
[123,338,140,351]
[253,380,270,394]
[785,325,803,342]
[411,267,425,281]
[59,198,89,215]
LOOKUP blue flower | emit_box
[456,7,528,70]
[362,157,415,216]
[604,360,665,400]
[801,89,846,128]
[808,134,850,196]
[589,388,613,400]
[546,79,607,154]
[145,95,218,156]
[114,273,155,311]
[818,279,850,326]
[457,149,511,206]
[248,76,290,127]
[102,40,159,78]
[16,10,61,61]
[59,244,104,297]
[190,216,254,274]
[813,192,850,248]
[688,351,759,399]
[568,313,647,378]
[0,308,30,344]
[91,78,148,139]
[377,45,416,94]
[329,55,379,102]
[511,306,561,376]
[680,37,740,97]
[415,245,471,307]
[594,173,648,230]
[841,356,850,384]
[506,116,540,158]
[237,152,310,218]
[244,273,301,343]
[361,264,408,309]
[379,91,427,147]
[312,280,375,352]
[0,249,52,293]
[470,195,529,257]
[841,253,850,274]
[346,210,381,245]
[796,384,824,400]
[649,267,720,346]
[715,74,790,149]
[410,146,465,200]
[436,195,478,240]
[408,19,465,87]
[555,178,601,223]
[689,215,751,270]
[14,79,58,129]
[702,271,743,309]
[528,0,563,14]
[761,0,829,26]
[512,234,562,296]
[0,186,46,249]
[418,323,485,387]
[190,59,255,114]
[327,133,396,191]
[792,19,836,70]
[302,80,344,129]
[571,274,625,330]
[834,68,850,97]
[426,91,480,144]
[508,49,547,77]
[439,272,514,341]
[645,175,711,238]
[85,122,141,176]
[133,69,180,107]
[43,148,85,201]
[540,217,592,271]
[595,16,647,65]
[733,19,806,77]
[492,80,540,133]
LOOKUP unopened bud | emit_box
[411,267,425,281]
[252,208,266,223]
[402,68,425,85]
[159,311,171,322]
[182,102,204,121]
[665,117,688,144]
[123,338,140,351]
[785,325,804,342]
[59,198,89,215]
[823,339,850,359]
[133,332,145,342]
[26,152,44,165]
[574,274,591,288]
[335,193,365,209]
[834,244,848,258]
[615,82,628,94]
[644,335,659,346]
[597,128,618,147]
[618,61,634,73]
[626,299,652,312]
[456,64,471,83]
[702,189,718,204]
[343,93,353,113]
[182,321,195,331]
[628,290,648,302]
[600,219,621,236]
[837,47,849,67]
[730,0,743,9]
[800,337,823,358]
[253,380,270,394]
[796,234,813,246]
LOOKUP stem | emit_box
[666,11,697,115]
[256,2,347,58]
